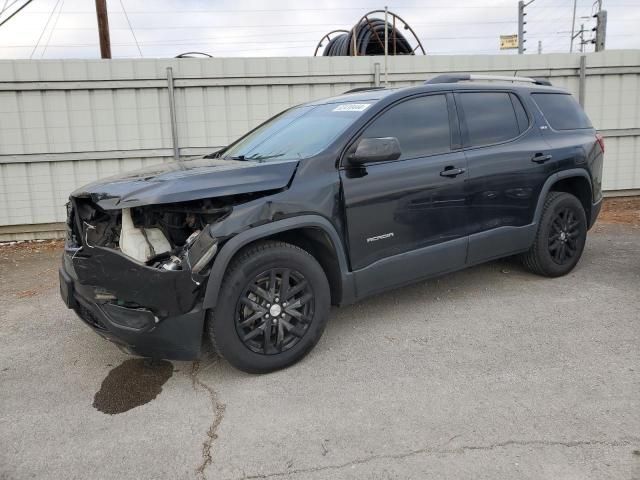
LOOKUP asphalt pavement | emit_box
[1,223,638,480]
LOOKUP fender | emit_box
[202,215,356,310]
[532,168,593,225]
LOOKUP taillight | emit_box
[596,133,605,153]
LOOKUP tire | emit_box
[520,191,587,277]
[207,240,330,374]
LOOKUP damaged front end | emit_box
[60,196,231,359]
[59,157,299,359]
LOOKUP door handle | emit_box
[531,153,552,164]
[440,166,466,178]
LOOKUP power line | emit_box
[17,6,530,14]
[119,0,142,57]
[2,1,634,57]
[30,0,60,59]
[3,31,636,50]
[221,45,510,55]
[34,20,518,31]
[0,0,33,28]
[1,0,21,16]
[41,0,65,58]
[3,32,601,49]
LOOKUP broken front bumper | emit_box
[59,244,206,360]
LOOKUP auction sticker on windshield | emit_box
[333,103,371,112]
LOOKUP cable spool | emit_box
[175,52,213,58]
[314,10,425,56]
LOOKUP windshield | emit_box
[222,102,372,162]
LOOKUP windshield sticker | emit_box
[333,103,371,112]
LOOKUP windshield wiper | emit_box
[203,147,227,159]
[225,153,284,161]
[246,153,285,161]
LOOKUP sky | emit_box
[0,0,638,59]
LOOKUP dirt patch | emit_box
[0,239,64,260]
[0,243,61,298]
[93,359,173,415]
[597,196,640,226]
[15,289,38,299]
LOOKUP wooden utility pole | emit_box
[95,0,111,59]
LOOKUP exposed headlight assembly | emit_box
[186,228,219,274]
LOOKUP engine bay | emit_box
[69,196,231,274]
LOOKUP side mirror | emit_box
[348,137,402,165]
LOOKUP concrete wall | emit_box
[1,50,639,240]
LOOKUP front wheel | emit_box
[520,191,587,277]
[208,241,330,374]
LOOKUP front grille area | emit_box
[75,301,108,331]
[65,202,73,240]
[65,201,81,245]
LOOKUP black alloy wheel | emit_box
[520,191,587,277]
[208,241,330,374]
[235,268,315,355]
[548,207,581,265]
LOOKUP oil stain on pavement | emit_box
[93,359,173,414]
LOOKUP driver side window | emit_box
[361,94,451,160]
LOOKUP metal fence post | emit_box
[374,62,381,87]
[383,6,389,86]
[166,66,180,162]
[578,55,586,107]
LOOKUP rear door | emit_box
[531,92,602,205]
[456,90,556,263]
[340,93,468,274]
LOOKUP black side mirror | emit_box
[348,137,402,165]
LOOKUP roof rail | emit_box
[425,73,552,86]
[343,86,387,94]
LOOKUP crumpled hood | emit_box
[72,157,299,209]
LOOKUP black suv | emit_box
[60,74,603,373]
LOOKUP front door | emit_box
[340,93,468,289]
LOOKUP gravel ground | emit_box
[0,223,638,480]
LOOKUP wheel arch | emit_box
[534,169,593,227]
[202,215,355,310]
[549,176,593,226]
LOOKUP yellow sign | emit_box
[500,35,518,50]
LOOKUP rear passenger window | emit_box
[362,94,451,159]
[458,92,520,147]
[532,93,592,130]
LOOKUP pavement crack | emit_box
[191,360,226,480]
[238,437,640,479]
[457,438,640,451]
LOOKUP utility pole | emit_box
[593,8,607,51]
[518,0,535,54]
[537,40,542,54]
[569,0,577,52]
[579,23,585,52]
[95,0,111,59]
[517,1,525,54]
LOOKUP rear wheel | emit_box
[208,241,330,373]
[520,191,587,277]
